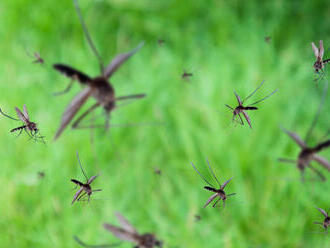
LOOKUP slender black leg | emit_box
[53,80,74,96]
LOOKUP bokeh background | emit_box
[0,0,329,247]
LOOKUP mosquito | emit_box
[311,40,330,73]
[157,39,165,46]
[71,152,101,205]
[190,160,235,209]
[103,212,163,248]
[26,50,44,64]
[225,80,278,128]
[182,70,193,80]
[0,104,45,142]
[279,83,330,181]
[154,167,161,175]
[264,36,271,43]
[53,0,146,140]
[314,207,330,231]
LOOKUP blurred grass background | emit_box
[0,0,329,247]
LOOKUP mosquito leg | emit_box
[14,128,23,138]
[308,165,326,181]
[53,80,74,96]
[225,104,234,111]
[212,198,221,208]
[77,192,87,202]
[72,103,100,129]
[237,113,244,125]
[0,108,20,121]
[278,158,297,164]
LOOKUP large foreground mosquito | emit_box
[0,104,45,142]
[71,152,101,205]
[311,40,330,73]
[314,207,330,231]
[53,0,146,140]
[279,83,330,181]
[190,160,235,209]
[225,81,277,128]
[103,212,163,248]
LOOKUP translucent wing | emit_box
[88,175,99,184]
[115,212,138,234]
[233,90,242,105]
[311,42,319,58]
[242,111,252,128]
[203,193,218,208]
[23,104,29,120]
[103,224,139,243]
[319,40,324,59]
[15,107,28,123]
[54,87,93,140]
[221,177,233,190]
[312,155,330,171]
[316,207,328,217]
[72,187,84,205]
[103,42,144,79]
[281,128,306,148]
[249,89,278,106]
[53,64,92,84]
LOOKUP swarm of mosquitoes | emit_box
[0,0,329,247]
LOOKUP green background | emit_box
[0,0,329,247]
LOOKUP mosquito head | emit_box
[219,189,226,200]
[141,233,161,248]
[28,122,38,133]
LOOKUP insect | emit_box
[190,160,235,209]
[71,152,101,205]
[38,172,45,179]
[311,40,330,73]
[264,36,271,43]
[0,104,45,142]
[103,212,163,248]
[225,80,278,128]
[154,167,161,175]
[53,0,146,140]
[314,207,330,230]
[26,50,44,64]
[181,70,193,80]
[279,83,330,181]
[157,39,165,46]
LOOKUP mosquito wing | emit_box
[312,155,330,171]
[72,187,84,205]
[103,224,139,243]
[281,128,306,148]
[103,42,144,79]
[203,193,218,208]
[319,40,324,59]
[15,107,28,123]
[249,89,278,106]
[88,175,99,184]
[53,64,92,84]
[54,87,93,140]
[233,90,242,105]
[115,212,139,234]
[221,177,233,190]
[23,104,30,121]
[242,111,252,128]
[311,42,319,58]
[316,207,328,217]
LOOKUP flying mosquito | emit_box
[311,40,330,73]
[264,36,271,43]
[157,39,165,46]
[279,83,330,181]
[190,160,235,209]
[103,212,163,248]
[181,70,193,80]
[0,104,45,142]
[225,80,277,128]
[71,152,101,205]
[28,51,44,64]
[314,207,330,230]
[53,0,146,140]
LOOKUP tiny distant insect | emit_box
[190,160,236,209]
[264,36,271,43]
[314,207,330,230]
[225,80,278,128]
[194,215,201,221]
[157,39,165,46]
[103,212,163,248]
[0,104,45,142]
[28,51,44,64]
[279,83,330,181]
[154,167,161,175]
[311,40,330,73]
[53,0,146,140]
[71,152,101,205]
[182,70,193,81]
[38,171,45,179]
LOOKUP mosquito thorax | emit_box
[314,60,323,73]
[91,77,115,107]
[83,183,92,194]
[27,122,38,132]
[141,234,159,247]
[325,217,330,228]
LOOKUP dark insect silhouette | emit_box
[38,171,45,179]
[314,207,330,230]
[190,160,235,209]
[279,83,330,181]
[264,36,271,43]
[194,215,201,222]
[157,39,165,46]
[0,104,45,142]
[26,49,44,64]
[154,167,161,175]
[225,80,277,128]
[182,70,193,81]
[103,212,163,248]
[311,40,330,73]
[53,0,146,140]
[71,152,101,205]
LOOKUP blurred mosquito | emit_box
[225,80,278,128]
[157,39,165,46]
[311,40,329,74]
[279,83,330,181]
[0,104,45,143]
[26,50,44,64]
[154,167,161,175]
[71,152,101,205]
[264,36,271,43]
[194,215,201,222]
[314,207,330,231]
[103,212,163,248]
[53,0,146,140]
[182,70,193,81]
[38,171,45,179]
[74,235,122,248]
[190,160,235,209]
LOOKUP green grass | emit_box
[0,0,329,247]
